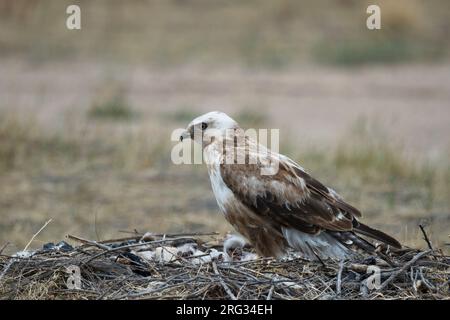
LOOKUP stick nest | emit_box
[0,232,448,300]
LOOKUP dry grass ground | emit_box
[0,62,449,256]
[0,0,449,67]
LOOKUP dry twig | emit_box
[0,232,448,300]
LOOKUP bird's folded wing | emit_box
[220,156,362,235]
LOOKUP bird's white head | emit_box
[180,111,240,147]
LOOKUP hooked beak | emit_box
[180,130,191,142]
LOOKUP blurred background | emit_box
[0,0,449,254]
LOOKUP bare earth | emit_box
[1,60,450,157]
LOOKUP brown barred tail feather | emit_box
[354,222,402,249]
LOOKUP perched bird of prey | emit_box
[180,111,401,260]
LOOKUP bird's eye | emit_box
[201,122,208,130]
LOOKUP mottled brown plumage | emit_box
[181,111,402,260]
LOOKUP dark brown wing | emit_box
[220,155,401,248]
[220,157,359,233]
